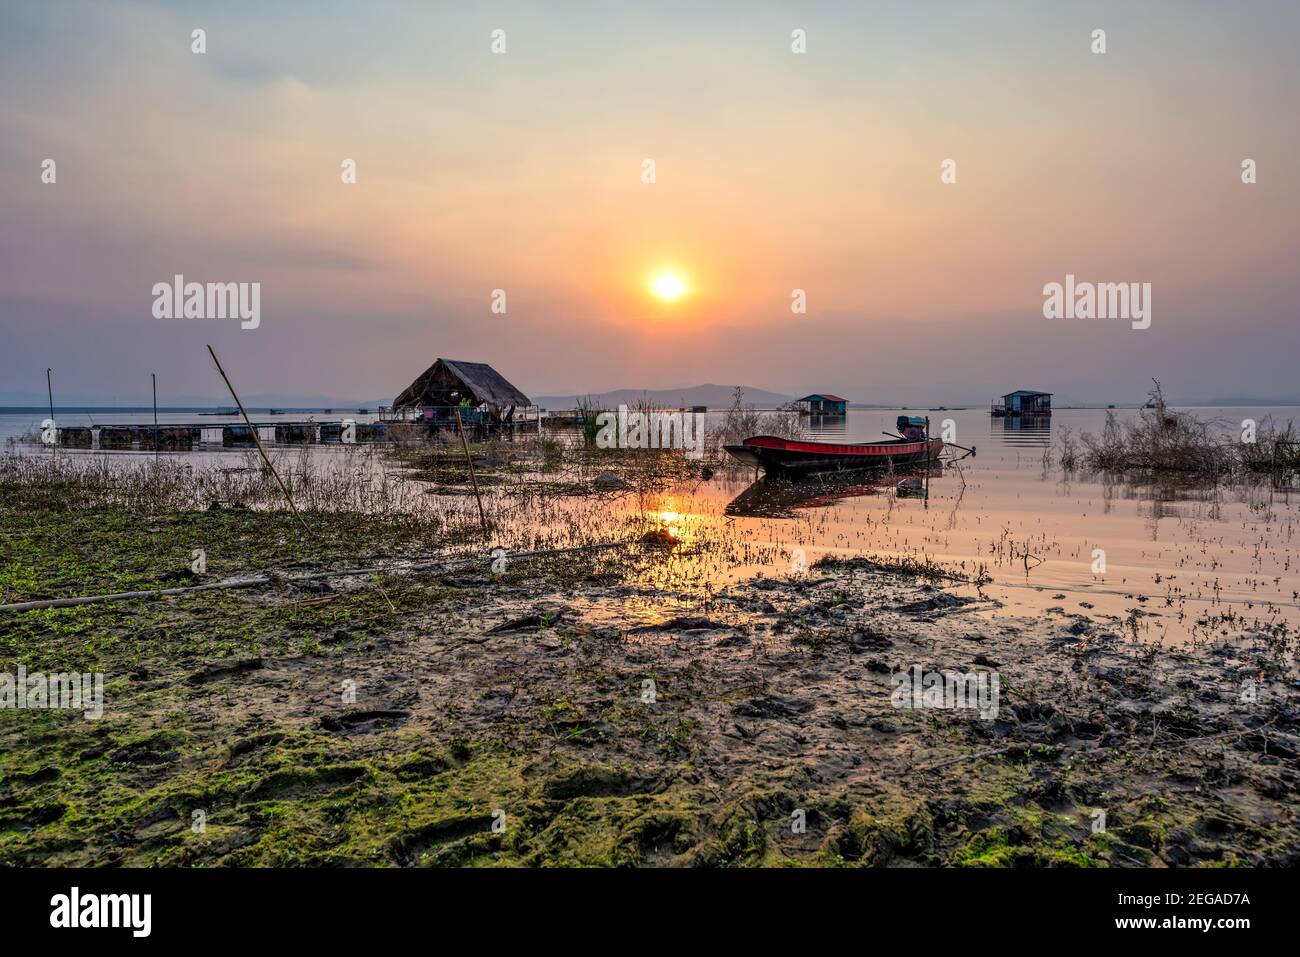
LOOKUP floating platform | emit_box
[52,420,391,452]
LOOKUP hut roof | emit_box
[392,359,531,410]
[1003,390,1052,399]
[798,393,847,403]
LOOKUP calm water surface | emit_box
[5,406,1297,645]
[596,407,1300,645]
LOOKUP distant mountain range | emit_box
[533,384,795,410]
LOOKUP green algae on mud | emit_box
[1,477,1298,867]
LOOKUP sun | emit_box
[650,271,688,302]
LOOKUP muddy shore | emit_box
[2,492,1296,867]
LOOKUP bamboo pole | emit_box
[151,372,159,465]
[455,406,489,535]
[924,416,930,508]
[205,344,310,535]
[46,368,55,454]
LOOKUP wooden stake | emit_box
[206,344,310,535]
[924,416,931,507]
[456,406,489,535]
[46,368,55,454]
[151,372,159,465]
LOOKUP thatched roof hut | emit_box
[392,359,531,420]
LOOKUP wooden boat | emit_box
[724,434,943,477]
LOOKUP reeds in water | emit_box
[1074,381,1296,477]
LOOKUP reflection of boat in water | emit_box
[725,466,941,518]
[895,476,925,497]
[724,434,942,477]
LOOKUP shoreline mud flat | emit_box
[1,502,1296,867]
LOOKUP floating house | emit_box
[391,358,532,429]
[992,390,1052,417]
[796,393,848,415]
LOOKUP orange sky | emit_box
[2,1,1298,405]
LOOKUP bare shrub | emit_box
[1078,380,1294,476]
[714,386,803,450]
[1056,425,1079,471]
[1237,416,1298,473]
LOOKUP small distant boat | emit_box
[725,434,943,477]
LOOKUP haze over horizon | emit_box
[3,1,1298,409]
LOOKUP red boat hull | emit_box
[724,435,943,476]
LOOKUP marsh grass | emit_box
[1075,381,1296,476]
[575,395,606,448]
[813,551,991,585]
[0,447,444,528]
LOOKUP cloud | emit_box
[2,0,1299,404]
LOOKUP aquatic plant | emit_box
[713,386,803,452]
[575,395,606,448]
[0,447,444,528]
[1077,380,1296,477]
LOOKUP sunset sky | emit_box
[2,0,1297,406]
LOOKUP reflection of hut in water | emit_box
[141,427,195,451]
[57,427,93,449]
[997,409,1053,451]
[390,359,532,434]
[275,423,316,444]
[796,393,848,416]
[98,427,136,450]
[999,413,1053,437]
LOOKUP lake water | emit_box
[530,406,1300,646]
[4,405,1297,645]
